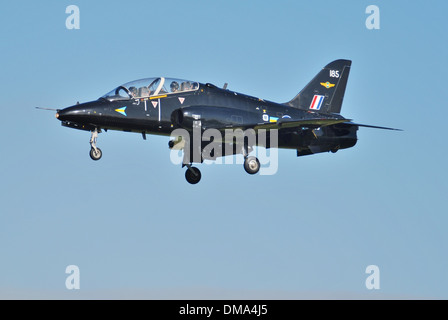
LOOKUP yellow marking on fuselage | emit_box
[150,95,167,100]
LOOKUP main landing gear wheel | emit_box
[185,167,201,184]
[244,156,260,175]
[90,147,102,161]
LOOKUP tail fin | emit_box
[285,59,351,114]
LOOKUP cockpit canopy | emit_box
[101,77,199,101]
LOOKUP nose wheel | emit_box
[90,147,102,160]
[89,128,102,161]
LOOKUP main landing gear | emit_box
[242,144,260,175]
[182,156,260,184]
[184,165,201,184]
[243,156,260,175]
[89,128,102,161]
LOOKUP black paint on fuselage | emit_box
[58,82,356,153]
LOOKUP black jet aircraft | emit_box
[42,59,399,184]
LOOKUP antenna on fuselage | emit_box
[223,83,228,90]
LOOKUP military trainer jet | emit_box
[41,59,399,184]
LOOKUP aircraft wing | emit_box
[250,118,351,131]
[200,118,352,146]
[244,119,401,132]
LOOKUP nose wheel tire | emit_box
[185,167,201,184]
[90,147,102,161]
[244,156,260,175]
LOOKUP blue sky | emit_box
[0,0,447,299]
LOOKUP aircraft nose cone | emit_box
[56,106,85,122]
[56,108,69,121]
[56,102,104,123]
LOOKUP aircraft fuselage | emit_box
[57,82,357,153]
[49,60,400,184]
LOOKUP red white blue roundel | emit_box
[309,95,325,110]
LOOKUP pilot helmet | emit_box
[129,86,137,95]
[170,81,179,91]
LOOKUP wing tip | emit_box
[344,122,403,131]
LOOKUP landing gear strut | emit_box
[185,164,201,184]
[89,128,102,161]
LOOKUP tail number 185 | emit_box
[329,70,340,78]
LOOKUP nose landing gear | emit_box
[89,128,102,161]
[89,147,102,161]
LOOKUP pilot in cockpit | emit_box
[182,81,192,91]
[139,86,150,97]
[170,81,179,92]
[129,86,138,98]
